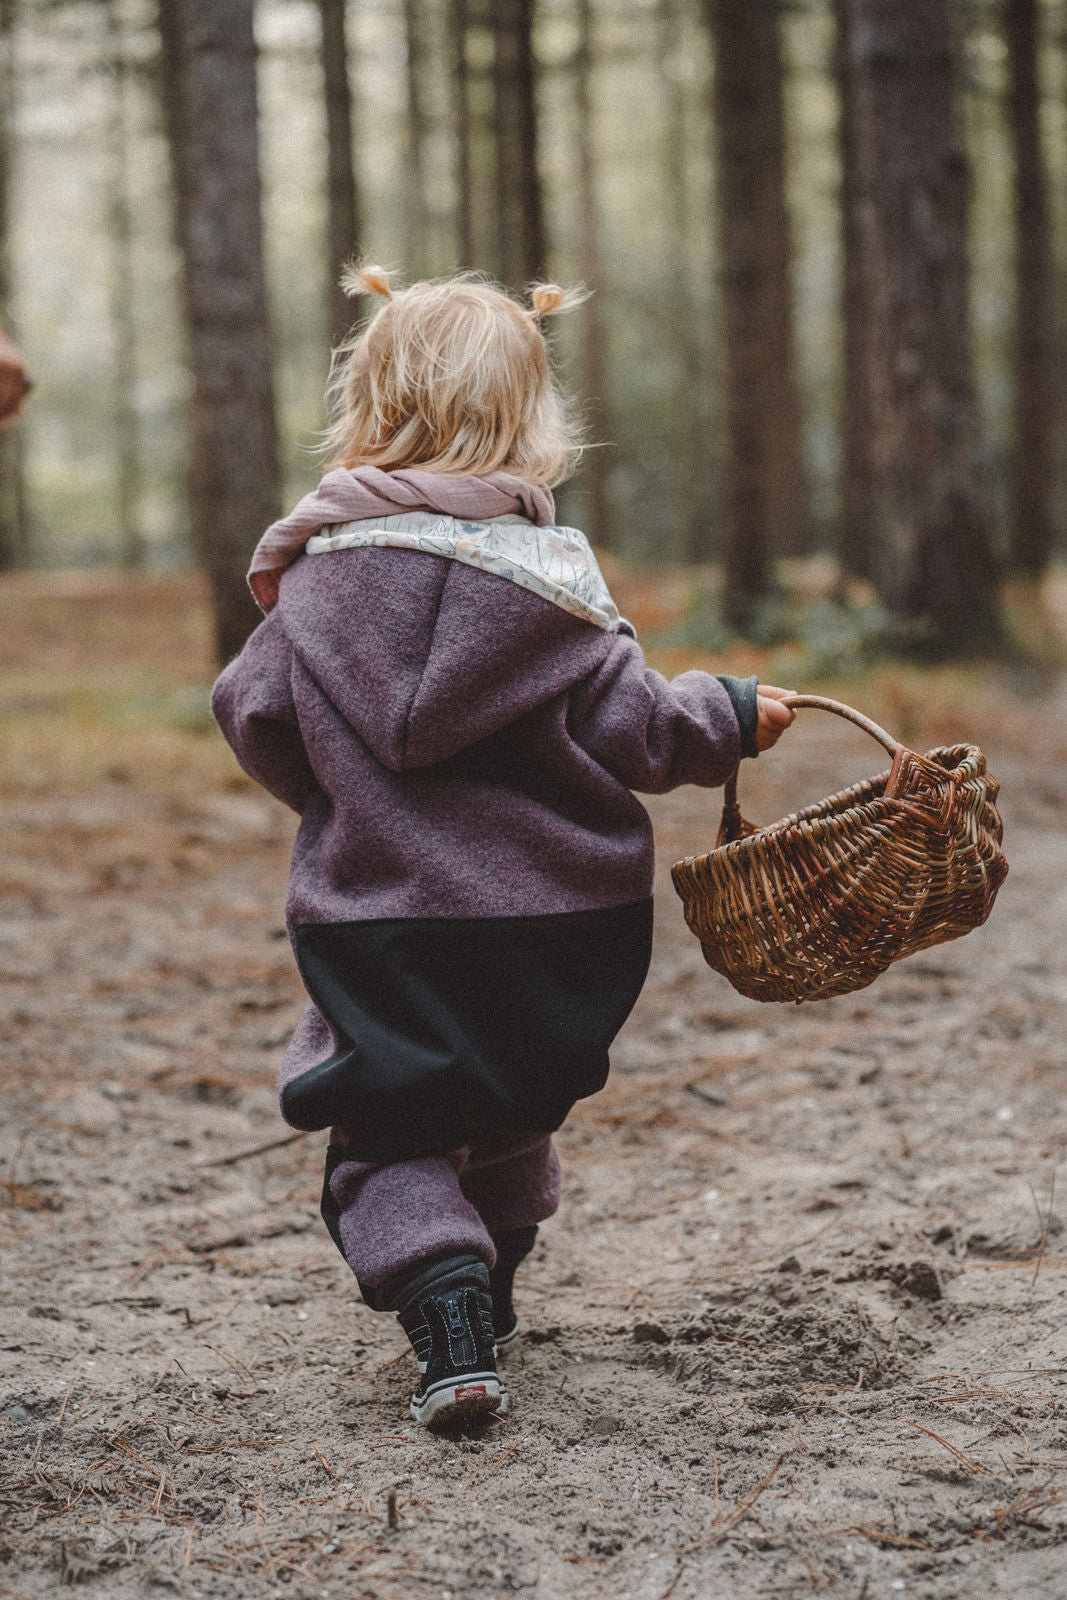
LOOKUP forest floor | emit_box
[1,573,1065,1600]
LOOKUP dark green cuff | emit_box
[715,673,759,759]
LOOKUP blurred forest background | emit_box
[1,0,1066,663]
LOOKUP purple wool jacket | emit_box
[211,546,744,1120]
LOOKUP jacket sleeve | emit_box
[568,634,743,794]
[210,610,315,814]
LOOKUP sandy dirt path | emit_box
[1,600,1065,1598]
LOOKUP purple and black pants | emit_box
[320,1132,561,1309]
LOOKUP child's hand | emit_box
[756,685,796,751]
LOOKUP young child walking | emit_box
[212,267,795,1428]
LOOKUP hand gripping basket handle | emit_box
[719,695,902,845]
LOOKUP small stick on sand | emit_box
[686,1083,729,1109]
[480,1433,528,1480]
[57,1377,75,1426]
[657,1560,684,1600]
[906,1419,987,1475]
[199,1131,312,1169]
[674,1454,787,1552]
[205,1343,257,1384]
[1029,1172,1057,1290]
[842,1522,934,1551]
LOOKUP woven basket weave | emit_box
[671,695,1008,1004]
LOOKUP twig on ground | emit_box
[674,1454,788,1552]
[1029,1171,1057,1289]
[184,1439,282,1454]
[992,1477,1066,1534]
[657,1559,684,1600]
[198,1131,312,1169]
[685,1083,729,1109]
[479,1433,529,1481]
[906,1420,987,1475]
[840,1523,934,1551]
[205,1343,257,1384]
[56,1377,75,1426]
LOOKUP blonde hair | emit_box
[321,265,588,485]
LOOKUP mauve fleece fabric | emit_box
[211,545,741,1108]
[328,1135,561,1294]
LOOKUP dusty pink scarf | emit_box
[248,467,556,613]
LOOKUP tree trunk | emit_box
[832,0,873,582]
[105,0,144,569]
[449,0,475,271]
[0,0,27,569]
[1005,0,1053,578]
[706,0,804,627]
[159,0,280,666]
[493,0,545,290]
[659,0,706,564]
[574,0,608,547]
[403,0,431,279]
[846,0,1001,654]
[318,0,361,349]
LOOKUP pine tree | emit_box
[845,0,1001,653]
[1005,0,1054,578]
[705,0,804,627]
[158,0,280,664]
[0,0,27,568]
[318,0,362,350]
[493,0,545,290]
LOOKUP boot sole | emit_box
[411,1373,508,1429]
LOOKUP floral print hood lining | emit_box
[305,511,636,638]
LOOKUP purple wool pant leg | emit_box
[327,1133,560,1295]
[329,1154,494,1291]
[458,1135,561,1236]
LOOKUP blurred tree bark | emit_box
[105,0,144,569]
[832,0,872,582]
[0,0,27,569]
[318,0,362,349]
[403,0,431,278]
[1005,0,1053,578]
[574,0,607,547]
[706,0,804,628]
[846,0,1001,654]
[659,0,706,564]
[158,0,280,666]
[493,0,545,289]
[449,0,475,270]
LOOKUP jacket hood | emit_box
[276,539,611,772]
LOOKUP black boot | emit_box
[488,1225,538,1349]
[394,1254,506,1428]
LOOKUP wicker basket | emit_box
[671,695,1008,1004]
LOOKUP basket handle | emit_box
[719,694,902,845]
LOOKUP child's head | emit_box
[323,266,587,485]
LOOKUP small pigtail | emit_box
[341,260,394,300]
[529,281,591,319]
